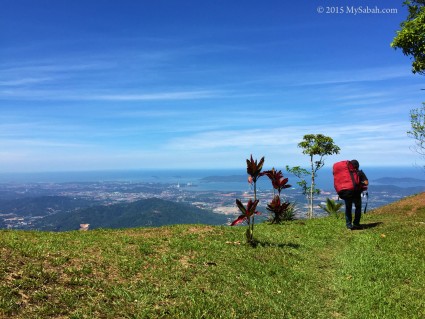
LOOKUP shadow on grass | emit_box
[355,222,383,230]
[250,240,300,249]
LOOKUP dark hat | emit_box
[350,160,359,169]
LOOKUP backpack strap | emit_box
[347,162,359,191]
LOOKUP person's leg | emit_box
[344,197,354,229]
[353,193,363,227]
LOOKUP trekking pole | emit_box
[363,191,369,214]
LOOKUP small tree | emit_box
[408,103,425,169]
[391,0,425,75]
[287,134,340,219]
[391,1,425,170]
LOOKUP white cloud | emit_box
[0,77,53,86]
[89,90,220,101]
[161,120,414,167]
[293,66,412,87]
[0,138,92,149]
[0,88,224,101]
[0,61,112,76]
[166,121,408,150]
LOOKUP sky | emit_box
[1,0,424,173]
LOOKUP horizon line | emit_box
[0,165,422,175]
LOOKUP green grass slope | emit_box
[1,193,424,319]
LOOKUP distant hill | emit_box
[34,198,228,231]
[368,184,425,195]
[373,177,425,185]
[0,196,94,217]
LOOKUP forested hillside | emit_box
[33,198,228,231]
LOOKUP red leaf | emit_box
[246,155,265,181]
[235,199,247,214]
[246,199,259,217]
[231,215,246,226]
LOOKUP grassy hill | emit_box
[1,193,424,319]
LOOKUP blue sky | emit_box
[0,0,424,172]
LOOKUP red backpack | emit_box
[333,160,362,194]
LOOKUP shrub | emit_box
[319,198,344,218]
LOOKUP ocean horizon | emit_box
[0,166,424,193]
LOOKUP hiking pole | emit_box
[363,191,369,214]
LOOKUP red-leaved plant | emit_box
[263,168,294,223]
[262,168,291,196]
[231,199,260,226]
[231,155,264,243]
[266,195,293,223]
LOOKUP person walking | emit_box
[340,160,368,230]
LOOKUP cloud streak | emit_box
[165,121,410,151]
[0,88,225,101]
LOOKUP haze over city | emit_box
[1,0,424,172]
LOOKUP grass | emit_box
[1,193,424,319]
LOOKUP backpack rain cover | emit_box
[333,160,361,194]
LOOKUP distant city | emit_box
[1,171,424,230]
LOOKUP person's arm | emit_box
[360,170,369,186]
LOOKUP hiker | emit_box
[333,159,369,230]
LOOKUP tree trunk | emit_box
[309,155,314,219]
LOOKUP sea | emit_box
[0,166,424,193]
